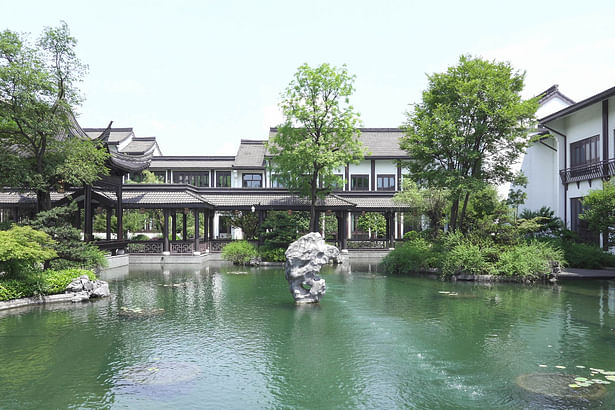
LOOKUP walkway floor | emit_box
[559,268,615,279]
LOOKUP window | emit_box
[173,171,209,187]
[216,171,231,187]
[271,174,286,188]
[351,174,369,190]
[570,197,599,245]
[242,173,262,188]
[570,135,600,167]
[377,174,395,191]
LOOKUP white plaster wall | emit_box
[519,139,558,213]
[537,98,570,118]
[348,160,371,189]
[563,104,601,155]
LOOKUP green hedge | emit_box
[383,236,566,278]
[259,247,286,262]
[221,241,258,265]
[0,268,95,301]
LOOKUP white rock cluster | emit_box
[65,275,110,302]
[285,232,340,304]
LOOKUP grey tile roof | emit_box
[83,128,134,144]
[0,191,71,205]
[122,190,211,207]
[267,128,407,158]
[121,138,157,155]
[201,192,354,209]
[233,140,266,168]
[358,129,406,157]
[340,195,411,210]
[150,157,235,169]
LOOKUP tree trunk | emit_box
[459,191,471,233]
[603,229,609,251]
[449,196,459,232]
[310,174,318,232]
[36,190,52,212]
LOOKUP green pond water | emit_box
[2,261,615,409]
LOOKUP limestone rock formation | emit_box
[65,275,110,302]
[285,232,340,304]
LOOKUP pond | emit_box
[1,261,615,409]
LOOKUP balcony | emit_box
[559,159,615,184]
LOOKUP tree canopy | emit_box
[400,55,538,231]
[267,63,365,231]
[581,180,615,250]
[0,22,108,211]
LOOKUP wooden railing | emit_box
[560,159,615,184]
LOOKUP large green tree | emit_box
[400,55,538,231]
[0,22,108,211]
[267,63,365,232]
[581,180,615,250]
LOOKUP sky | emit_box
[2,0,614,156]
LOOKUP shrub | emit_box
[547,239,615,269]
[44,268,96,294]
[0,268,96,301]
[494,242,564,277]
[259,247,286,262]
[382,238,441,274]
[0,225,57,278]
[131,234,151,241]
[221,241,258,265]
[441,242,491,276]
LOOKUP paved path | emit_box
[559,268,615,279]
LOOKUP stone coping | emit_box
[0,292,91,311]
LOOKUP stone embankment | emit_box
[0,275,110,311]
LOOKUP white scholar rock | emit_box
[285,232,340,304]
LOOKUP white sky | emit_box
[2,0,614,155]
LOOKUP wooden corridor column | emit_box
[84,185,93,242]
[182,212,188,240]
[163,209,170,253]
[193,209,200,252]
[116,185,123,241]
[171,212,177,241]
[106,208,112,240]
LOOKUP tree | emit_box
[0,225,57,277]
[581,180,615,250]
[393,180,449,237]
[229,211,258,240]
[400,55,538,232]
[357,212,386,239]
[0,22,108,211]
[267,63,365,232]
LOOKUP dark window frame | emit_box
[351,174,369,191]
[377,174,396,191]
[216,171,231,187]
[172,171,209,187]
[570,135,600,168]
[570,196,599,245]
[242,173,263,188]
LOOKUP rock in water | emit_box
[65,275,110,301]
[285,232,340,304]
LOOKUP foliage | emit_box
[357,212,386,238]
[0,267,94,300]
[540,238,615,269]
[43,268,95,294]
[259,247,286,262]
[0,22,108,211]
[130,234,151,241]
[267,63,365,231]
[27,202,107,269]
[381,238,442,275]
[126,170,164,184]
[0,225,57,277]
[494,242,564,277]
[441,241,491,276]
[519,206,565,238]
[259,210,308,249]
[229,211,258,240]
[221,241,258,265]
[401,55,538,231]
[581,180,615,250]
[394,180,448,236]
